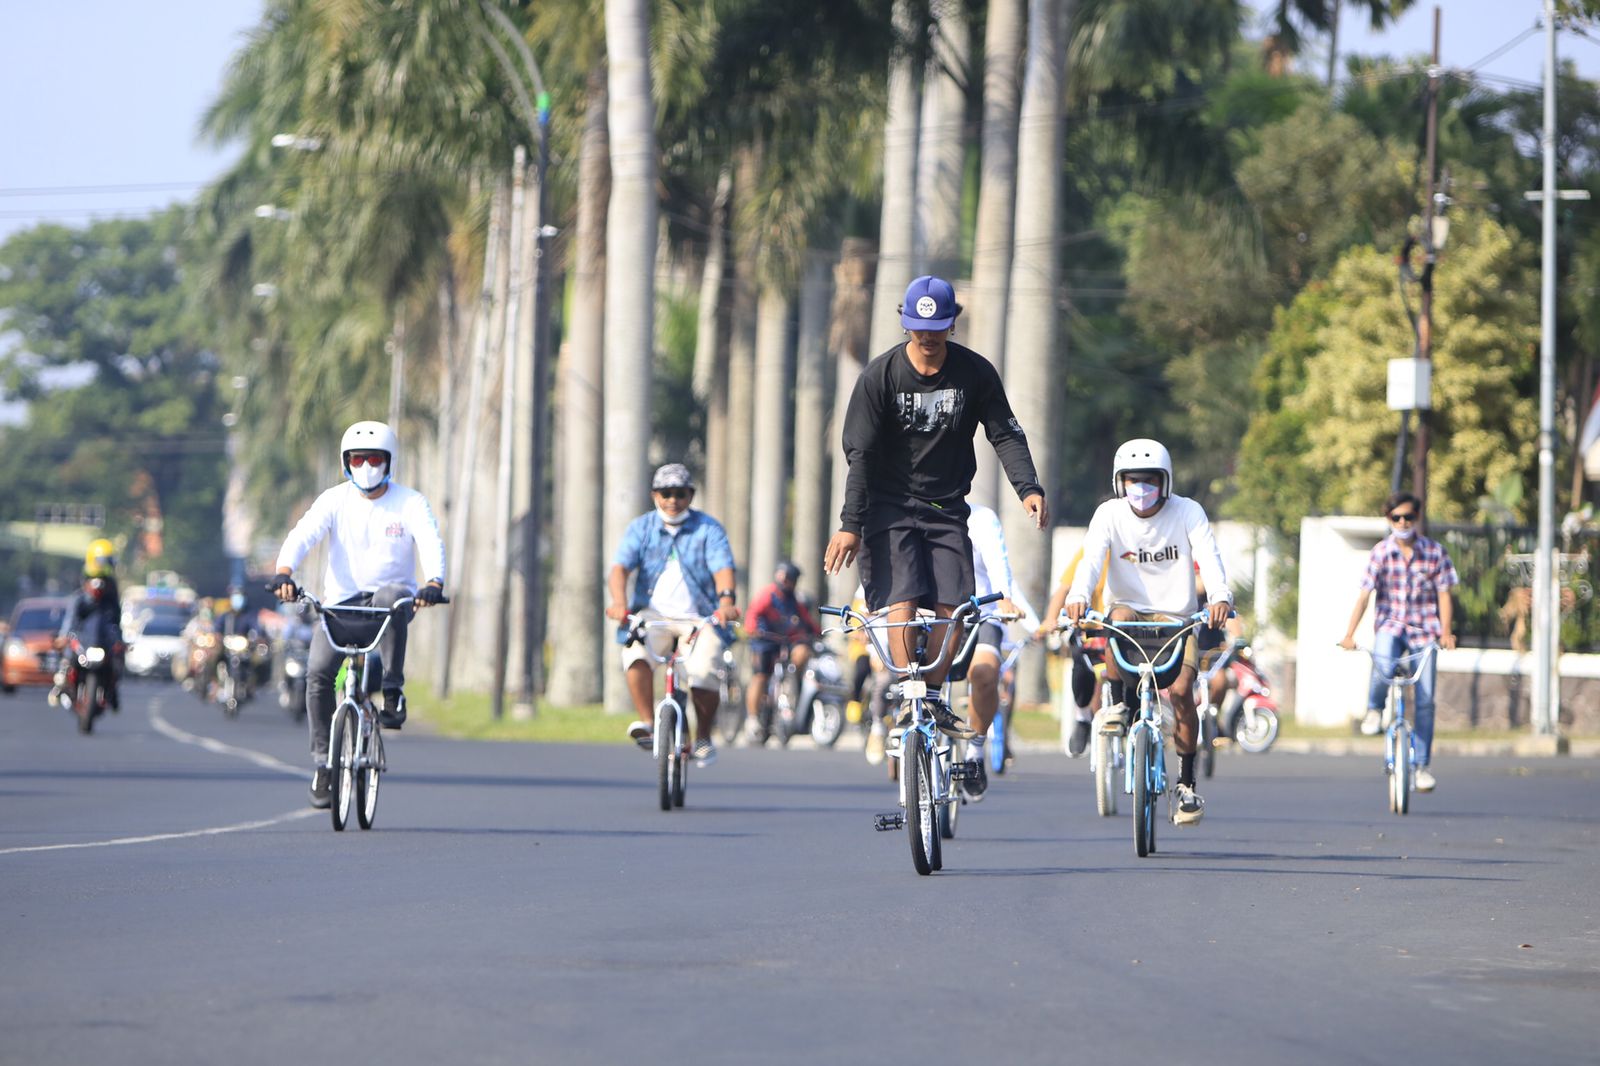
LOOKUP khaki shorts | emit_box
[619,609,728,690]
[1107,606,1199,676]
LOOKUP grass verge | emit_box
[407,688,627,744]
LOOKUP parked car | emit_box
[125,604,193,680]
[2,597,72,693]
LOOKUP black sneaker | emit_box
[1068,719,1091,757]
[379,690,406,730]
[309,768,332,809]
[963,752,988,800]
[927,698,977,739]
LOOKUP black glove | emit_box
[417,583,446,606]
[267,573,298,598]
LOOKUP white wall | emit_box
[1294,515,1387,726]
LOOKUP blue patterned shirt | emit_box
[1361,534,1459,644]
[613,510,736,616]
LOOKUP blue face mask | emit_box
[1126,482,1161,511]
[230,594,246,611]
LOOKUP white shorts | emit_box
[619,610,728,690]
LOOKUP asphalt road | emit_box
[2,681,1597,1066]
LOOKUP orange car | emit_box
[2,597,72,693]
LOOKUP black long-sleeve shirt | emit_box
[839,342,1043,535]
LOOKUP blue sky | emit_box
[1,1,1595,244]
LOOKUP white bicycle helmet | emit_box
[340,420,398,483]
[1111,438,1172,498]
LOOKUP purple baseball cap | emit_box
[900,275,959,331]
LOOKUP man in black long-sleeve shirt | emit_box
[824,275,1048,737]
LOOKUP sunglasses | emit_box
[347,453,387,468]
[1388,511,1417,523]
[656,488,690,500]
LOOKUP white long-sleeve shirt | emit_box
[967,503,1041,630]
[1067,494,1230,616]
[276,482,446,605]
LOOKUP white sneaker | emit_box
[1415,767,1436,792]
[693,739,717,767]
[1359,710,1382,736]
[627,720,652,748]
[1173,783,1205,825]
[865,730,886,766]
[1093,705,1126,736]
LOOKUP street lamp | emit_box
[254,204,293,222]
[269,133,323,152]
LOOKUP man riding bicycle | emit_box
[1338,491,1458,793]
[824,275,1047,739]
[270,421,446,808]
[960,502,1040,795]
[607,463,740,767]
[743,560,821,745]
[1063,439,1232,826]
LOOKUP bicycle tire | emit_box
[987,711,1008,775]
[1392,721,1411,815]
[77,676,97,734]
[655,702,674,812]
[330,707,354,831]
[810,700,845,748]
[938,748,959,840]
[715,699,744,746]
[1133,728,1153,857]
[356,720,380,830]
[904,735,935,875]
[1200,712,1216,779]
[672,749,688,808]
[1094,732,1118,816]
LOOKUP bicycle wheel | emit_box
[1094,732,1118,816]
[904,736,937,875]
[655,702,675,812]
[1392,721,1411,815]
[715,692,744,745]
[1200,711,1216,779]
[672,750,688,808]
[1133,728,1153,857]
[330,706,355,831]
[938,748,959,840]
[356,720,380,830]
[987,711,1008,775]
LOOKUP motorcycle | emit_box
[789,641,851,748]
[56,636,118,734]
[1222,643,1280,754]
[216,633,255,718]
[277,635,310,721]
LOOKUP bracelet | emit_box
[718,590,736,601]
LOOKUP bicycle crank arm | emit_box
[873,812,905,831]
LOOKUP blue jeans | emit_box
[1367,631,1436,766]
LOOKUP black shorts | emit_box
[859,498,975,612]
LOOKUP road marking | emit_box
[0,808,320,855]
[0,699,318,857]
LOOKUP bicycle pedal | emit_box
[949,763,979,781]
[873,812,905,831]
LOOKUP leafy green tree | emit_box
[0,210,230,587]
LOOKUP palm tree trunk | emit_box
[547,62,609,707]
[491,149,529,719]
[915,0,970,282]
[827,237,876,607]
[968,0,1025,510]
[697,165,732,519]
[722,142,762,599]
[441,179,509,696]
[791,251,835,604]
[748,284,792,594]
[868,0,923,360]
[1002,0,1069,704]
[603,0,657,713]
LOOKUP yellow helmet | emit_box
[85,538,117,578]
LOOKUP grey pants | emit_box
[306,584,412,761]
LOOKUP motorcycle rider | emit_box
[211,586,265,703]
[271,421,446,809]
[49,539,125,711]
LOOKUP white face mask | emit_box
[656,505,689,527]
[1125,482,1161,511]
[1393,526,1416,541]
[351,462,388,491]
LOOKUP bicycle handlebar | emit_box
[817,592,1001,680]
[1345,640,1438,686]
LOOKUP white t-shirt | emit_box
[966,503,1040,629]
[647,526,699,618]
[1067,494,1230,616]
[276,482,447,605]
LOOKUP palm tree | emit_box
[870,0,925,359]
[916,0,971,282]
[603,0,658,712]
[748,285,793,591]
[1003,0,1068,703]
[792,251,837,603]
[967,0,1025,510]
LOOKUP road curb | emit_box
[1009,736,1598,758]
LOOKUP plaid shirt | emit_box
[1361,534,1459,644]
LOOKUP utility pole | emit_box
[1533,0,1560,736]
[1326,0,1341,88]
[1411,7,1441,520]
